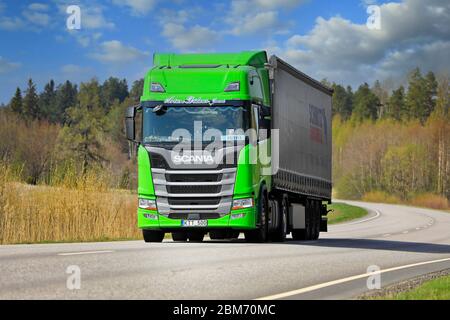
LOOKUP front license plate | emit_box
[182,220,208,227]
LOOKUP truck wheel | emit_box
[271,195,288,242]
[229,231,240,239]
[245,186,269,243]
[172,232,188,242]
[312,201,321,240]
[143,229,164,243]
[188,232,205,242]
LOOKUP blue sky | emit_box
[0,0,448,104]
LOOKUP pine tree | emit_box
[352,83,379,121]
[423,71,438,120]
[405,68,427,122]
[9,87,23,114]
[332,84,352,120]
[58,79,105,174]
[23,79,39,120]
[130,78,144,103]
[387,86,406,121]
[100,77,129,110]
[39,80,57,122]
[55,80,78,124]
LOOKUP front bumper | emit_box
[138,206,256,230]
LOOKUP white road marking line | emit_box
[416,227,421,230]
[255,257,450,300]
[402,231,409,234]
[383,234,391,237]
[58,250,114,256]
[342,209,381,225]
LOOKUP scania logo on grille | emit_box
[172,154,215,165]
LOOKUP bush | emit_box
[362,191,401,204]
[410,193,449,210]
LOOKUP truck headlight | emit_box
[232,198,253,210]
[139,198,157,211]
[150,82,165,93]
[224,81,240,92]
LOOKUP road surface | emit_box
[1,201,449,299]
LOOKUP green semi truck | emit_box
[125,51,332,243]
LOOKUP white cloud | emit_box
[22,10,50,27]
[0,57,21,74]
[162,23,219,51]
[277,0,450,86]
[28,3,49,11]
[112,0,156,16]
[81,6,115,30]
[89,40,149,64]
[0,16,25,30]
[226,0,304,35]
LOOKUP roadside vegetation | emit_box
[331,70,449,210]
[327,203,368,224]
[375,275,450,300]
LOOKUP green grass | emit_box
[376,275,450,300]
[327,203,368,224]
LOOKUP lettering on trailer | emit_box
[309,104,328,144]
[164,96,226,106]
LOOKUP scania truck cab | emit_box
[125,51,332,243]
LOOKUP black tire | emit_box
[312,201,321,240]
[172,232,188,242]
[143,229,164,243]
[245,186,269,243]
[271,195,288,242]
[188,232,205,242]
[229,231,240,239]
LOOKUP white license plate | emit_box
[182,220,208,227]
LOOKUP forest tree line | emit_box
[326,68,449,205]
[0,68,448,206]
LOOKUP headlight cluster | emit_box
[139,198,157,211]
[232,198,253,210]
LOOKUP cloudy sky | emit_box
[0,0,448,103]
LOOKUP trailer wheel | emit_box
[312,201,321,240]
[172,232,188,242]
[143,230,164,243]
[271,195,288,242]
[188,232,205,242]
[245,186,269,243]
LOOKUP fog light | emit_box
[144,213,158,220]
[231,213,245,220]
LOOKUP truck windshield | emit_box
[142,106,250,145]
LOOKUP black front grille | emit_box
[166,173,222,183]
[168,197,221,206]
[168,213,221,220]
[167,185,221,194]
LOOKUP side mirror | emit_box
[125,106,136,141]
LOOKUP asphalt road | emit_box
[1,201,449,300]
